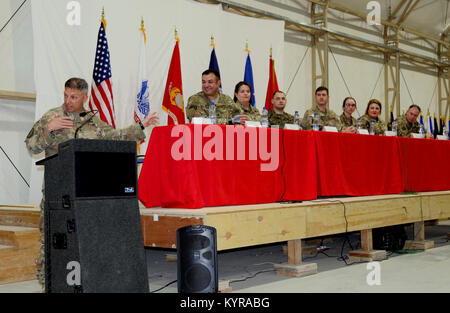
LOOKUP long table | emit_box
[138,124,450,209]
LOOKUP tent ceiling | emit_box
[331,0,449,38]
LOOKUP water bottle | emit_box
[312,113,319,131]
[261,107,269,128]
[419,125,425,136]
[209,102,216,124]
[392,119,397,136]
[294,111,301,128]
[443,125,449,138]
[369,120,375,135]
[357,117,362,130]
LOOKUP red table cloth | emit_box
[138,125,450,209]
[138,125,317,208]
[314,131,403,196]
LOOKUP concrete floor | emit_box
[1,221,449,293]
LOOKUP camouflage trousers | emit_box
[36,197,45,291]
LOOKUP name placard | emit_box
[323,126,338,133]
[436,135,449,140]
[245,121,262,127]
[284,124,301,130]
[411,133,425,139]
[191,117,213,125]
[384,131,396,137]
[357,129,369,135]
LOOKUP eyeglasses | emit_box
[345,103,356,107]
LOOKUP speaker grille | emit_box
[185,264,211,292]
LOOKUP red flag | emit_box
[264,57,279,111]
[162,40,185,125]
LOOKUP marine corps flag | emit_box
[264,50,279,112]
[162,33,185,125]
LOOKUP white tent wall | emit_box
[0,0,446,205]
[27,0,285,203]
[0,0,35,205]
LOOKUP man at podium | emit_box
[24,77,158,291]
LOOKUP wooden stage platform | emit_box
[140,191,450,276]
[2,191,449,283]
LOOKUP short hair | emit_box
[65,77,88,93]
[315,86,329,95]
[408,104,421,113]
[202,69,221,81]
[233,81,252,103]
[365,99,382,115]
[342,97,356,108]
[272,90,285,99]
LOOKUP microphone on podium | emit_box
[75,110,99,138]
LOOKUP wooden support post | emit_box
[349,229,387,262]
[404,221,435,250]
[274,239,317,278]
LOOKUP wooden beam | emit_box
[0,90,36,102]
[396,0,420,26]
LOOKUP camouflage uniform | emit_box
[340,113,357,128]
[268,110,294,129]
[396,114,420,137]
[301,105,342,131]
[25,104,146,290]
[235,101,262,122]
[186,91,239,125]
[359,114,386,135]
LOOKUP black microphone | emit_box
[75,110,98,138]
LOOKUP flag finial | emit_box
[141,17,144,29]
[270,45,272,58]
[245,40,250,53]
[175,27,180,43]
[210,35,215,49]
[101,7,107,29]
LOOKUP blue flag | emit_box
[209,48,222,91]
[244,53,256,107]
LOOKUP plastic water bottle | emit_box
[443,125,449,138]
[261,107,269,128]
[392,119,398,136]
[294,111,301,128]
[209,102,216,124]
[312,113,319,131]
[369,120,375,135]
[419,125,425,136]
[357,117,362,130]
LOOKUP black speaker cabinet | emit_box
[176,225,218,293]
[39,139,148,293]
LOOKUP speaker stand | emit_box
[274,239,318,278]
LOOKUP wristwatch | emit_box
[138,121,145,130]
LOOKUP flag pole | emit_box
[245,40,250,54]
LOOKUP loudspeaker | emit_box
[41,139,148,293]
[177,225,218,293]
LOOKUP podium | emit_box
[37,139,148,293]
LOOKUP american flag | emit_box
[89,20,116,128]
